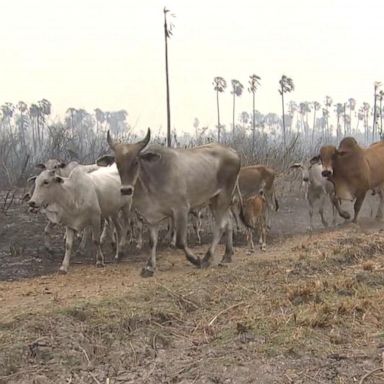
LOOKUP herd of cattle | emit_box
[23,131,384,277]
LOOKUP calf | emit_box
[290,158,337,230]
[239,190,268,251]
[28,165,130,273]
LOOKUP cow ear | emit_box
[22,193,31,202]
[58,161,66,168]
[96,155,115,166]
[35,163,46,170]
[55,176,64,184]
[139,152,161,163]
[27,175,37,184]
[309,155,320,165]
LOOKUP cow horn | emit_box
[107,130,116,150]
[137,128,151,150]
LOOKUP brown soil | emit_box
[1,187,384,383]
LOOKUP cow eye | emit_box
[43,180,49,185]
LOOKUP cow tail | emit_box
[274,191,279,212]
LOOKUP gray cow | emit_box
[97,128,241,277]
[25,159,100,252]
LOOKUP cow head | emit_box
[290,162,311,183]
[319,145,337,178]
[28,170,64,211]
[36,159,66,172]
[103,128,159,196]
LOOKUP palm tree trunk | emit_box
[281,87,286,148]
[252,92,256,156]
[312,110,316,147]
[216,90,221,143]
[373,92,377,142]
[232,93,235,137]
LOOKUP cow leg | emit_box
[136,219,144,250]
[101,218,116,252]
[308,198,313,231]
[330,195,337,225]
[174,210,201,267]
[59,227,75,274]
[111,216,125,261]
[353,193,366,223]
[376,190,384,220]
[141,224,159,277]
[44,221,55,253]
[79,226,92,252]
[260,222,267,251]
[246,227,254,249]
[332,195,351,220]
[318,194,328,228]
[221,213,234,263]
[193,212,202,245]
[92,219,105,268]
[201,196,230,268]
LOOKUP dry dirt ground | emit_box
[1,186,384,384]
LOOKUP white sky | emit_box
[1,0,383,134]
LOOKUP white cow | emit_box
[28,164,131,273]
[25,159,101,252]
[290,159,337,230]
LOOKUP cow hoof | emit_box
[169,242,176,249]
[96,262,105,268]
[141,267,154,278]
[340,211,351,220]
[218,262,229,268]
[200,259,211,269]
[58,267,68,274]
[136,243,143,250]
[260,245,266,252]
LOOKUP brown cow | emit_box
[239,190,268,251]
[232,165,278,230]
[318,137,384,223]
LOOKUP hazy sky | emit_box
[1,0,383,135]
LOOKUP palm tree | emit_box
[278,75,294,148]
[312,101,321,144]
[231,79,244,136]
[335,103,344,140]
[29,103,40,152]
[322,108,329,137]
[163,7,175,147]
[239,111,249,129]
[347,98,356,134]
[373,82,382,141]
[16,101,28,148]
[324,96,333,135]
[362,102,370,143]
[94,108,105,132]
[0,103,14,133]
[287,101,298,134]
[378,91,384,138]
[248,74,261,155]
[213,76,227,142]
[37,98,51,144]
[356,107,364,133]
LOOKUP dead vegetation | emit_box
[0,229,384,383]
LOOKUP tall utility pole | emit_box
[164,8,174,147]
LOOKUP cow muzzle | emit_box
[321,170,332,177]
[120,186,134,196]
[28,200,40,213]
[303,177,309,182]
